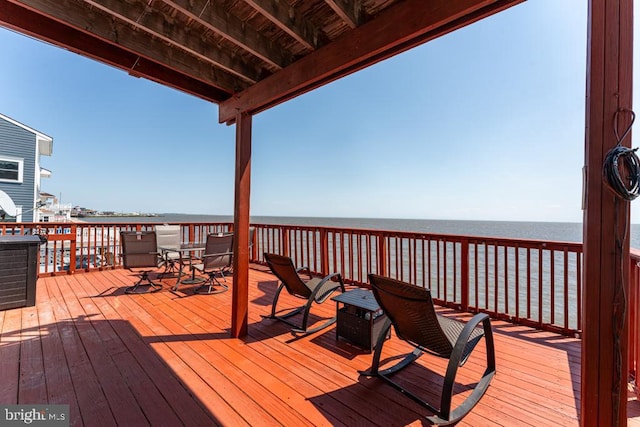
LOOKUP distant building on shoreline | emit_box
[39,192,72,222]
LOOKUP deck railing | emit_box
[630,249,640,393]
[1,220,584,336]
[251,224,583,336]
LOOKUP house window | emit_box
[0,157,23,183]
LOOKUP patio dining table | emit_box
[159,242,206,290]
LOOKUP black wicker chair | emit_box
[120,231,163,294]
[263,253,345,335]
[360,274,496,426]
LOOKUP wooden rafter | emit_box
[219,0,524,123]
[0,1,230,102]
[8,0,247,92]
[84,0,260,83]
[244,0,318,51]
[161,0,290,70]
[1,0,525,114]
[324,0,361,29]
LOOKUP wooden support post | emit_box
[231,111,252,338]
[582,0,633,425]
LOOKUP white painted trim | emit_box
[15,206,22,223]
[0,156,24,183]
[0,113,53,142]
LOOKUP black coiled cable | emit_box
[603,109,638,200]
[603,145,640,200]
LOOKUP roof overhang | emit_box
[0,0,524,124]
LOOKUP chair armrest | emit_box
[311,272,346,302]
[449,313,491,367]
[296,265,312,279]
[201,251,233,259]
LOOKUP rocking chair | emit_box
[263,253,345,335]
[361,274,496,425]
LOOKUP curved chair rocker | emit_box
[192,233,233,295]
[263,253,345,335]
[361,274,496,426]
[120,231,163,294]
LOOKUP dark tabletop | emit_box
[332,288,381,312]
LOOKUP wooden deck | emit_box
[1,268,640,426]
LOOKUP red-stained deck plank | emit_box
[0,268,639,426]
[18,305,47,404]
[0,308,21,403]
[46,276,117,426]
[36,283,82,426]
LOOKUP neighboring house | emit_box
[39,192,72,222]
[0,113,53,222]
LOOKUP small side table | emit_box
[332,288,388,352]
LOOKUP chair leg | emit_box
[194,271,229,295]
[359,319,422,376]
[362,317,496,426]
[159,259,180,279]
[125,271,163,294]
[262,283,308,321]
[261,283,337,335]
[171,261,187,291]
[429,317,496,425]
[290,314,337,335]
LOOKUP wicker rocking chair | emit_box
[263,253,345,335]
[361,274,496,426]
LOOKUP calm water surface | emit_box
[82,214,640,248]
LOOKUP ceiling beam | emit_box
[162,0,290,70]
[219,0,524,123]
[324,0,361,29]
[244,0,318,51]
[0,1,231,103]
[8,0,247,93]
[84,0,261,83]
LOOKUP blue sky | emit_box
[0,0,636,223]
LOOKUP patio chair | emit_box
[192,233,234,294]
[120,231,163,294]
[154,224,182,278]
[361,274,496,426]
[263,253,345,335]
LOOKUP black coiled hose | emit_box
[603,145,640,200]
[603,109,638,200]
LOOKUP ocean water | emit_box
[82,214,640,248]
[78,214,637,329]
